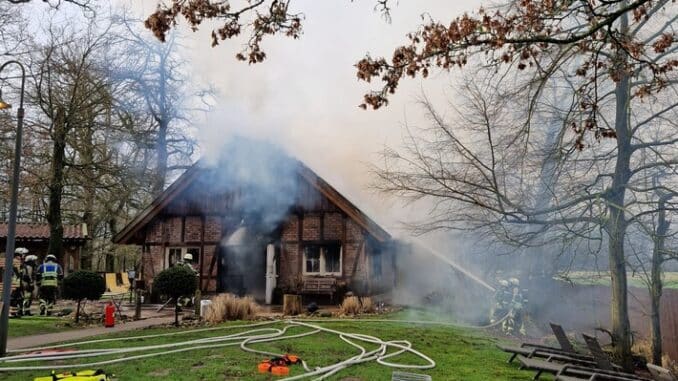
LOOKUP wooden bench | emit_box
[301,277,337,303]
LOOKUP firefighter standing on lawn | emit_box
[37,254,63,316]
[490,279,511,324]
[21,252,39,315]
[8,249,24,318]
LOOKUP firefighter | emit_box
[502,278,527,336]
[8,251,23,318]
[37,254,63,316]
[177,253,197,272]
[176,253,197,308]
[490,279,511,324]
[21,253,38,316]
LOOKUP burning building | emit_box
[113,142,395,302]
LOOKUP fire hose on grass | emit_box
[0,320,436,380]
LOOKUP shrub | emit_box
[153,266,197,326]
[340,296,361,315]
[204,293,258,323]
[62,270,106,323]
[360,297,375,313]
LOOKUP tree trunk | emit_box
[607,19,633,366]
[607,214,632,369]
[47,107,66,261]
[650,196,670,365]
[81,120,95,271]
[650,255,663,366]
[283,294,302,316]
[75,299,81,323]
[152,119,168,196]
[605,6,635,366]
[152,52,170,197]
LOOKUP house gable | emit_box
[113,160,390,245]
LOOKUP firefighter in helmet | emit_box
[177,253,196,272]
[502,278,527,336]
[176,252,197,308]
[8,249,24,318]
[490,279,511,324]
[37,254,63,316]
[21,252,38,316]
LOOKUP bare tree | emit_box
[624,164,677,364]
[0,10,196,270]
[27,22,114,261]
[111,16,208,195]
[1,0,94,12]
[374,63,677,368]
[363,1,677,368]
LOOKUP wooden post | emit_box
[283,294,302,316]
[134,288,142,320]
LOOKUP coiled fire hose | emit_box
[0,319,445,379]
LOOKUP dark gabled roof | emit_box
[113,160,390,244]
[0,223,88,241]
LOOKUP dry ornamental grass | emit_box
[340,296,376,315]
[360,297,375,313]
[340,296,361,315]
[204,293,259,323]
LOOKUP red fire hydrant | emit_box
[104,302,115,328]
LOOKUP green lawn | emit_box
[7,316,73,338]
[0,318,541,380]
[559,271,678,289]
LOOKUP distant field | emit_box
[559,271,678,289]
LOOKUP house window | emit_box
[324,245,341,273]
[165,247,200,269]
[303,244,342,276]
[305,247,321,273]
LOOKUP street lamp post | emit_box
[0,60,26,357]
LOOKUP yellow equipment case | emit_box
[34,369,111,381]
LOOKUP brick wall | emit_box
[139,210,382,296]
[144,245,165,281]
[282,215,298,242]
[346,220,363,242]
[204,216,222,242]
[302,215,321,241]
[277,210,372,288]
[184,216,202,242]
[281,243,299,287]
[323,213,343,240]
[146,219,163,243]
[342,241,367,281]
[167,217,182,243]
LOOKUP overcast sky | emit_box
[116,1,483,236]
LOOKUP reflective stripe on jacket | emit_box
[41,263,59,287]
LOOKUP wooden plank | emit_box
[349,241,365,283]
[202,247,218,292]
[180,216,186,243]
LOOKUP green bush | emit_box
[153,266,197,325]
[62,270,106,322]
